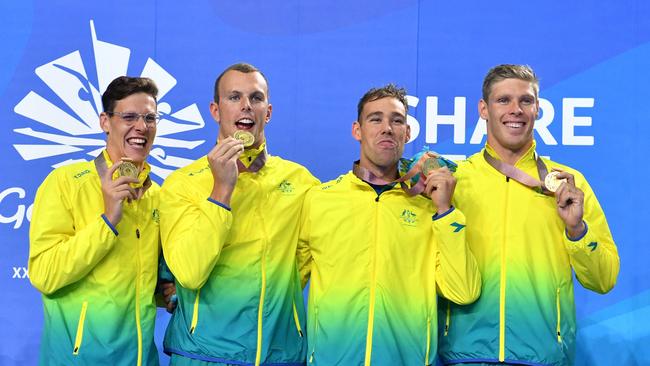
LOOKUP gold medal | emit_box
[544,171,566,193]
[234,130,255,147]
[119,158,139,179]
[422,157,442,176]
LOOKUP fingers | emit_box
[552,168,576,187]
[105,160,122,181]
[209,137,244,162]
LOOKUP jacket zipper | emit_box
[556,288,562,343]
[134,201,143,366]
[444,301,451,336]
[424,316,431,365]
[292,300,304,337]
[363,196,380,366]
[255,189,268,366]
[499,176,510,362]
[72,301,88,355]
[190,289,201,334]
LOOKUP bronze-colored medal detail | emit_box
[422,157,442,176]
[119,157,139,179]
[544,171,567,193]
[234,130,255,147]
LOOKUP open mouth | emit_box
[504,121,525,129]
[235,118,254,130]
[126,137,147,148]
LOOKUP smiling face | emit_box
[100,92,157,167]
[480,78,539,162]
[353,96,410,178]
[210,70,272,149]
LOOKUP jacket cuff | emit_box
[565,220,588,242]
[207,197,231,211]
[101,214,119,236]
[432,206,455,221]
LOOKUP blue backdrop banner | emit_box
[1,1,647,365]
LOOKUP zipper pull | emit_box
[136,229,140,238]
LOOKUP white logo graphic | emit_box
[13,20,205,179]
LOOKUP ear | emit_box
[209,101,221,123]
[478,99,489,121]
[265,103,272,124]
[99,112,111,134]
[534,98,540,119]
[352,121,362,142]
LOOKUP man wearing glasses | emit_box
[159,63,318,365]
[29,76,164,365]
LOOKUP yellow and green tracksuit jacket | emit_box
[160,152,319,365]
[297,171,481,366]
[438,143,620,366]
[28,150,161,366]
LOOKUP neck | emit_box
[488,141,533,165]
[358,159,399,182]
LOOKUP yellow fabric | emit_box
[297,172,480,366]
[28,152,160,365]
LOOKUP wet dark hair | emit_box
[101,76,158,113]
[357,83,408,122]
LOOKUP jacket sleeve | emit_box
[296,189,315,289]
[29,170,118,295]
[563,178,620,294]
[433,207,482,305]
[160,173,233,290]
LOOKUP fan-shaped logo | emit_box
[13,20,205,179]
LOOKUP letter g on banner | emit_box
[0,187,33,229]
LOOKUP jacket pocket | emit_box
[72,301,88,355]
[443,301,451,336]
[309,307,319,364]
[292,300,304,337]
[190,289,201,334]
[556,288,562,343]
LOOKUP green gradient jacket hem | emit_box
[438,144,620,366]
[160,154,318,365]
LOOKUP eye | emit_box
[521,97,534,105]
[121,113,139,122]
[228,94,240,101]
[144,114,159,124]
[496,97,509,104]
[392,117,405,125]
[251,94,264,102]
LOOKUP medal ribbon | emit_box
[237,148,267,173]
[94,152,152,199]
[483,149,552,195]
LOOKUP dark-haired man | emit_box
[297,84,481,366]
[160,63,318,365]
[29,76,163,365]
[437,64,620,366]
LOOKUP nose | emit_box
[380,119,393,134]
[240,97,252,111]
[509,102,523,115]
[134,115,149,130]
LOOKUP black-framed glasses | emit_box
[107,111,161,126]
